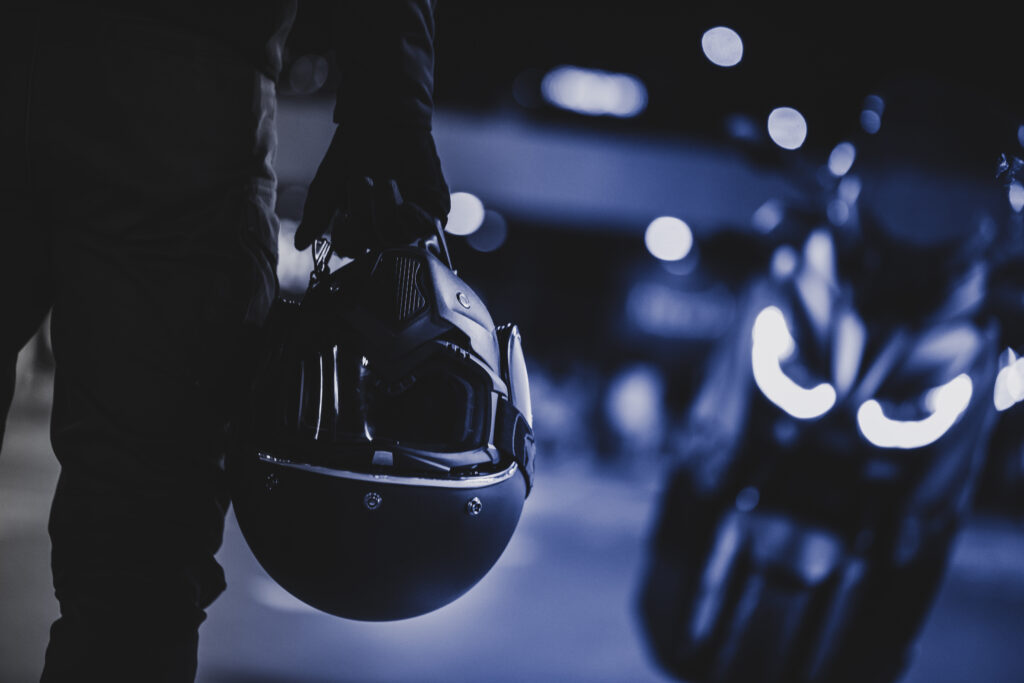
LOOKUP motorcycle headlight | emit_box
[751,306,836,419]
[856,373,973,449]
[993,349,1024,412]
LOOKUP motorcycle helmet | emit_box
[229,231,535,621]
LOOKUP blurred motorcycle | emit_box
[638,77,1015,683]
[973,155,1024,518]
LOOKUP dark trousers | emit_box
[0,7,278,681]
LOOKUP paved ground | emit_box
[3,379,1024,683]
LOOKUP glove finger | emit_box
[373,179,403,244]
[394,200,440,244]
[295,158,343,251]
[295,189,336,250]
[329,177,375,257]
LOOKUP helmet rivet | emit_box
[465,497,483,516]
[265,473,279,492]
[364,491,383,511]
[456,291,471,309]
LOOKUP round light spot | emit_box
[767,107,807,150]
[1009,181,1024,213]
[771,245,798,280]
[838,175,862,203]
[701,27,743,67]
[287,54,330,95]
[751,199,784,233]
[863,94,885,115]
[467,210,508,252]
[828,142,856,176]
[827,199,850,225]
[725,113,760,142]
[860,109,881,134]
[735,486,760,512]
[604,364,664,439]
[445,192,485,236]
[644,216,693,262]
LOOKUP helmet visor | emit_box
[362,352,492,452]
[299,342,497,456]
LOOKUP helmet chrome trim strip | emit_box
[258,451,520,489]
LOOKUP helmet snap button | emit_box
[456,291,471,309]
[465,497,483,516]
[364,492,383,511]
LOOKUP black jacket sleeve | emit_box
[330,0,438,132]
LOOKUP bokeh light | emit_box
[751,199,784,233]
[701,27,743,67]
[771,245,798,279]
[827,200,850,225]
[466,210,508,252]
[445,192,486,236]
[767,107,808,150]
[644,216,693,261]
[828,142,856,176]
[838,175,862,203]
[541,65,648,118]
[861,94,884,134]
[604,364,665,440]
[1009,181,1024,213]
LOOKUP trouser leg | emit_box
[24,8,278,681]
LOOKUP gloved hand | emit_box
[294,126,451,256]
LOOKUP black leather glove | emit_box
[294,126,450,256]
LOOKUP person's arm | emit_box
[295,0,450,254]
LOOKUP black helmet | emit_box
[229,234,535,621]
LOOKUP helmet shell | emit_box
[230,452,526,620]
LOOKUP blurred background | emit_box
[4,2,1024,682]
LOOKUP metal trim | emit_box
[257,452,519,489]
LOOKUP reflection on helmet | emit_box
[229,238,535,621]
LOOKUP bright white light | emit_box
[994,351,1024,411]
[1009,181,1024,213]
[828,142,856,176]
[445,192,485,236]
[751,306,836,419]
[541,65,648,118]
[701,27,743,67]
[767,107,808,150]
[857,374,973,449]
[644,216,693,261]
